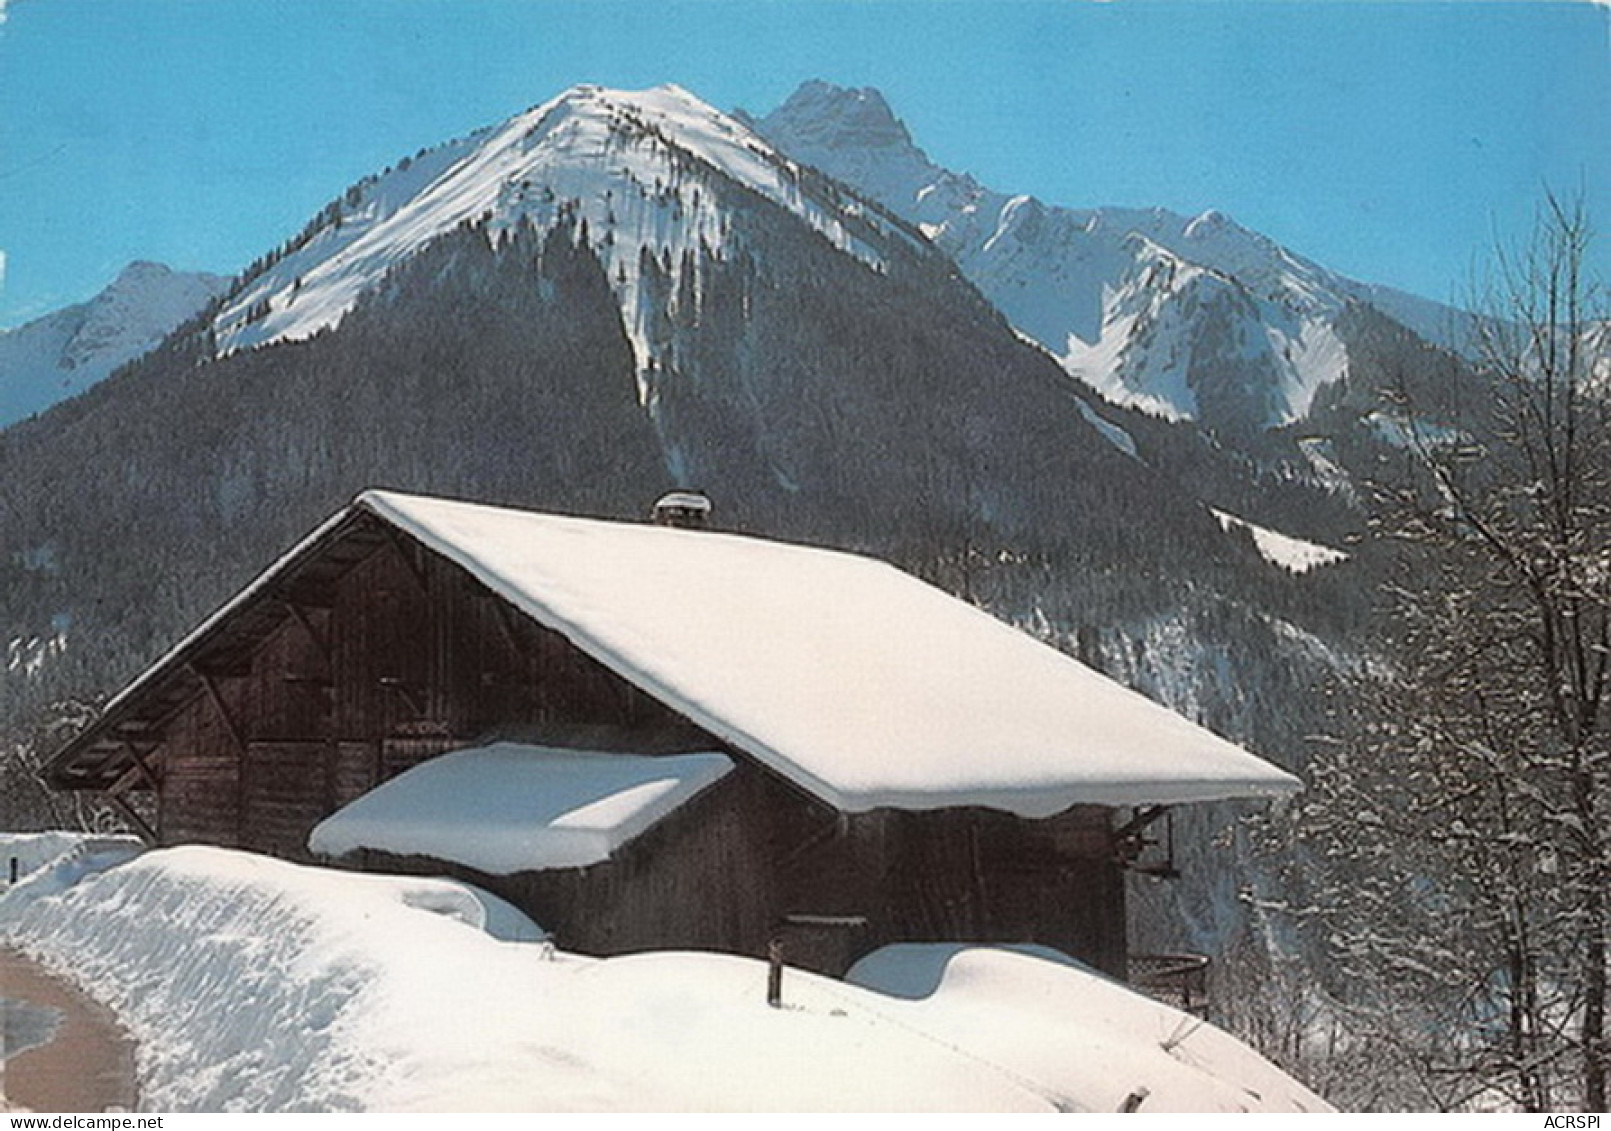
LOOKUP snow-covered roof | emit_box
[51,487,1300,813]
[352,490,1297,815]
[308,743,734,873]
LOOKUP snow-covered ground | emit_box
[1211,509,1348,574]
[0,837,1330,1112]
[0,832,142,885]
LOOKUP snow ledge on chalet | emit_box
[309,743,735,873]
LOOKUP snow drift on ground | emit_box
[0,832,141,884]
[0,843,1331,1112]
[847,944,1329,1112]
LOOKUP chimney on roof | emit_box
[652,490,712,530]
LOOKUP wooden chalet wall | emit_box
[154,514,716,861]
[777,801,1127,978]
[145,511,1129,976]
[359,769,786,958]
[160,611,333,855]
[345,768,1127,978]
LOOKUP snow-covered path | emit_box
[1,948,138,1112]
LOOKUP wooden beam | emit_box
[104,791,157,845]
[1113,805,1169,843]
[778,814,841,871]
[283,601,330,661]
[378,677,427,718]
[1115,806,1179,878]
[108,764,145,797]
[189,665,252,851]
[488,596,526,657]
[110,741,163,793]
[192,666,249,759]
[124,689,203,752]
[382,528,431,597]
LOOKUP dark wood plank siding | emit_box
[156,590,333,855]
[362,768,784,957]
[159,730,240,847]
[239,741,330,859]
[148,518,1131,975]
[156,685,243,846]
[883,805,1126,979]
[420,546,706,745]
[332,742,379,807]
[245,615,332,742]
[773,803,1126,978]
[157,532,718,860]
[333,545,433,741]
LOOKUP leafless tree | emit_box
[1295,195,1610,1111]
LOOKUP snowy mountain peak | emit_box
[752,81,980,232]
[758,80,915,154]
[0,262,227,429]
[64,262,224,370]
[108,260,180,288]
[212,83,912,377]
[1065,231,1349,430]
[1183,209,1235,241]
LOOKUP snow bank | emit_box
[847,944,1330,1113]
[0,845,1331,1112]
[309,743,734,873]
[0,831,142,888]
[1,847,542,1110]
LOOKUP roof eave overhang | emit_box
[45,503,383,791]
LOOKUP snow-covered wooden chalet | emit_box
[47,489,1299,978]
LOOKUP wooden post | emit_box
[767,936,784,1008]
[7,857,16,886]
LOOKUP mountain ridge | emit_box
[213,85,924,371]
[0,262,229,429]
[751,80,1471,435]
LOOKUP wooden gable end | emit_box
[134,513,724,862]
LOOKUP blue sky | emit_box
[0,0,1606,329]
